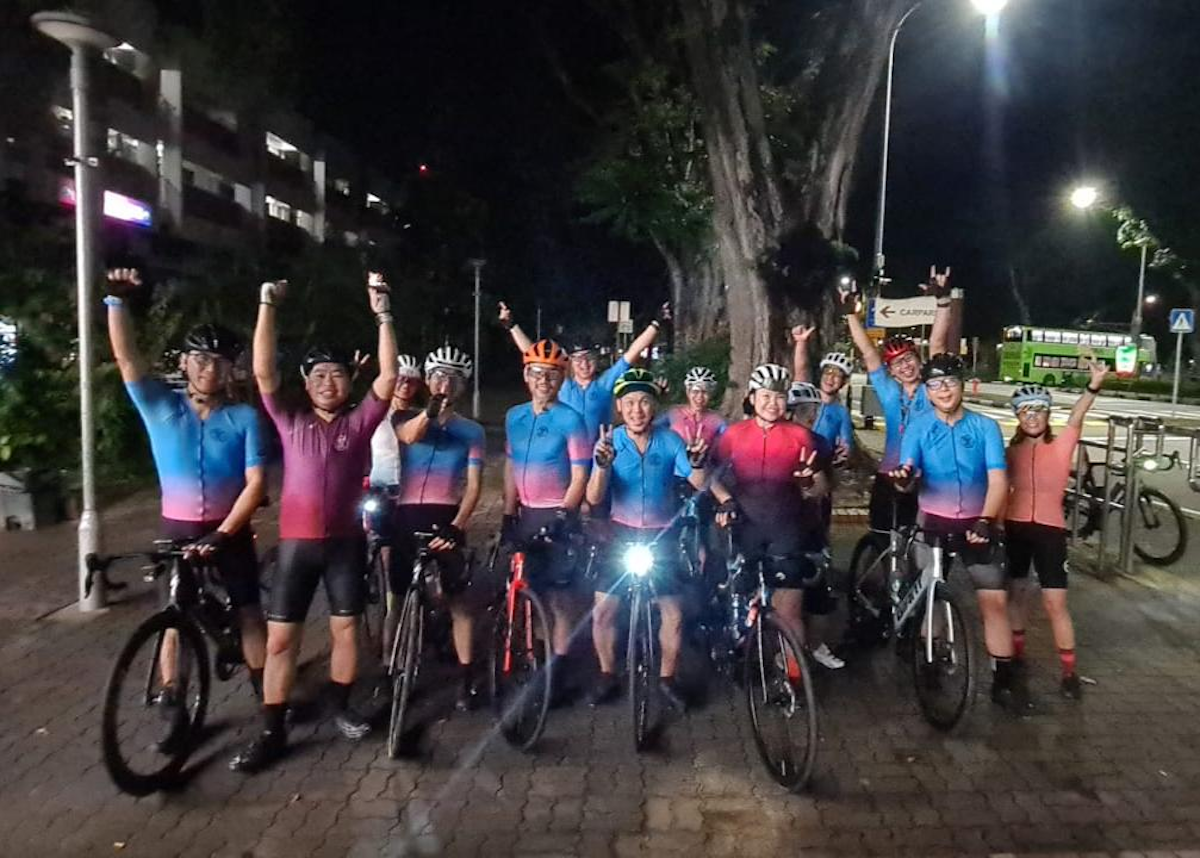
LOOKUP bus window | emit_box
[1062,331,1079,344]
[1106,335,1124,348]
[1044,330,1062,343]
[1031,329,1045,342]
[1088,334,1107,347]
[1004,326,1025,343]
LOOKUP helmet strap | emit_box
[186,381,222,408]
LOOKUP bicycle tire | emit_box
[744,612,818,792]
[101,610,211,796]
[627,589,657,751]
[846,534,890,647]
[361,546,388,657]
[678,523,701,579]
[911,582,975,731]
[1133,487,1187,566]
[489,586,553,751]
[386,588,421,759]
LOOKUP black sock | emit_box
[992,656,1014,689]
[328,680,353,712]
[459,662,474,682]
[249,668,264,699]
[263,703,286,734]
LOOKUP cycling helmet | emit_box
[396,354,422,379]
[881,335,918,364]
[747,363,792,393]
[921,352,965,383]
[182,324,241,361]
[568,341,601,357]
[819,352,854,377]
[1011,383,1053,413]
[425,345,473,379]
[683,366,719,391]
[300,344,352,378]
[522,339,569,369]
[787,381,822,408]
[613,368,660,399]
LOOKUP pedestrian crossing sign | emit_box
[1169,308,1195,334]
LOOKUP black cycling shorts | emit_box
[869,473,919,533]
[1004,520,1068,589]
[515,507,578,592]
[595,523,686,597]
[391,503,471,597]
[269,537,366,623]
[735,517,828,591]
[161,518,260,610]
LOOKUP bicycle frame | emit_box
[501,551,532,675]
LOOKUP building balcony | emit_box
[183,184,247,229]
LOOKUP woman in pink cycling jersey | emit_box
[1005,360,1107,700]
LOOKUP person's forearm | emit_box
[586,467,610,507]
[509,323,533,353]
[946,292,965,358]
[563,467,587,510]
[1068,389,1098,428]
[106,302,146,382]
[929,297,952,357]
[624,320,661,365]
[397,411,430,444]
[846,313,882,372]
[687,468,706,491]
[372,316,398,401]
[982,472,1008,520]
[503,461,518,514]
[452,470,482,529]
[709,478,732,505]
[793,338,811,383]
[217,470,265,535]
[253,302,279,393]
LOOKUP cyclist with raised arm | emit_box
[502,340,591,697]
[792,325,853,461]
[498,300,669,441]
[104,268,268,707]
[890,354,1027,712]
[231,272,397,773]
[1005,360,1107,699]
[710,363,829,650]
[586,369,709,710]
[390,346,485,711]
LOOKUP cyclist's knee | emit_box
[266,623,299,657]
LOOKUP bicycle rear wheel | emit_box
[386,588,422,759]
[101,610,210,795]
[846,534,891,647]
[1132,487,1187,566]
[912,582,975,730]
[361,545,388,658]
[627,589,659,751]
[744,613,817,792]
[489,586,552,751]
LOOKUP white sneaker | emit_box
[811,644,845,670]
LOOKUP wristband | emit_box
[936,298,951,308]
[649,319,661,330]
[1086,383,1101,394]
[500,318,515,331]
[375,312,394,325]
[103,295,124,308]
[259,283,276,304]
[259,299,275,307]
[950,288,964,300]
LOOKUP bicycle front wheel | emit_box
[489,586,552,751]
[1132,487,1187,566]
[627,589,659,751]
[386,588,422,759]
[361,545,388,657]
[101,610,211,795]
[744,613,817,792]
[846,533,891,647]
[912,582,975,731]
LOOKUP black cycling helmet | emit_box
[300,344,353,378]
[182,324,241,361]
[568,340,601,357]
[921,352,965,383]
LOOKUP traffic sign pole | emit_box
[1168,308,1194,417]
[1173,330,1183,417]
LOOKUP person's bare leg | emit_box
[262,621,303,706]
[656,596,683,678]
[591,592,621,674]
[328,615,359,685]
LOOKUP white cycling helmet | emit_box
[787,381,822,408]
[819,352,854,377]
[683,366,719,391]
[425,345,474,379]
[1011,383,1052,413]
[747,363,791,393]
[397,354,422,379]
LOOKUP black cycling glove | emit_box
[425,394,446,420]
[969,518,993,541]
[437,523,464,547]
[188,530,229,556]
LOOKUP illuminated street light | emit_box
[1144,294,1159,305]
[1070,185,1100,210]
[970,0,1009,15]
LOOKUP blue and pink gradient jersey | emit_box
[559,356,629,442]
[261,390,389,539]
[713,419,825,527]
[393,412,485,506]
[660,405,727,449]
[899,408,1006,522]
[505,401,591,509]
[125,378,265,523]
[604,426,693,529]
[868,366,929,473]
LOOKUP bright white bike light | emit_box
[362,497,380,514]
[624,544,655,578]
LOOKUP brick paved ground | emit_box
[4,427,1200,857]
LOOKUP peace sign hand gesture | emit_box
[685,428,709,469]
[594,424,616,469]
[793,447,819,488]
[920,265,953,299]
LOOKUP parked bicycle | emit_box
[87,541,247,795]
[385,531,440,758]
[610,538,672,751]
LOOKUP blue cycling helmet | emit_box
[1011,384,1053,413]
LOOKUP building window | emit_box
[265,195,292,222]
[334,178,352,197]
[51,105,73,137]
[234,184,253,212]
[295,210,315,235]
[106,128,142,163]
[265,131,309,173]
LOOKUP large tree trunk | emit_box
[657,236,725,348]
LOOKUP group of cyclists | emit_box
[101,262,1102,777]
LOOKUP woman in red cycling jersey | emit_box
[1005,359,1107,700]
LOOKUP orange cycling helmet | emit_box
[522,339,569,368]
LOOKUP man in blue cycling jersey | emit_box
[586,369,708,710]
[104,268,267,707]
[891,354,1027,713]
[498,301,669,441]
[843,272,952,531]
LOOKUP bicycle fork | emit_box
[502,553,532,675]
[920,546,955,666]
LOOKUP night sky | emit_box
[290,0,1200,347]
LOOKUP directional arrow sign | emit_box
[871,296,938,328]
[1169,308,1195,334]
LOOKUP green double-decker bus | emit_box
[999,325,1157,386]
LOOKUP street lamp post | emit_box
[1132,241,1149,339]
[1069,185,1151,339]
[467,258,486,420]
[31,10,117,613]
